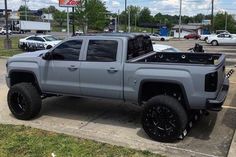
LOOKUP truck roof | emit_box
[72,33,150,40]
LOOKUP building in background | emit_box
[172,24,203,38]
[41,13,53,22]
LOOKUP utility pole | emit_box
[67,7,70,37]
[72,7,75,36]
[4,0,11,49]
[225,12,228,31]
[178,0,182,39]
[125,0,127,32]
[22,0,29,21]
[85,0,88,34]
[117,9,120,32]
[128,9,131,32]
[211,0,214,33]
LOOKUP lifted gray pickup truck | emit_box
[6,33,230,142]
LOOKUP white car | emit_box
[19,35,62,50]
[150,34,170,41]
[0,27,12,35]
[153,44,180,52]
[75,30,84,36]
[200,34,211,41]
[200,30,230,41]
[207,33,236,46]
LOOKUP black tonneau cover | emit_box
[128,51,223,65]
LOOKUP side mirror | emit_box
[42,52,52,60]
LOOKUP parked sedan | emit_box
[207,33,236,46]
[150,34,170,41]
[0,27,12,35]
[184,33,200,39]
[19,35,62,50]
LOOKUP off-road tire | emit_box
[7,83,42,120]
[142,95,187,142]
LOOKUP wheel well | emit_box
[46,45,52,49]
[139,81,189,110]
[9,71,41,93]
[211,40,218,44]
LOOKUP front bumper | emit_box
[206,78,229,111]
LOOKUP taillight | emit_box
[205,71,218,92]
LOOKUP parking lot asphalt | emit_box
[1,40,236,157]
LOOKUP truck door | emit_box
[41,39,83,95]
[79,39,123,99]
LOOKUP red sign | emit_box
[59,0,81,7]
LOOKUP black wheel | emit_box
[46,45,52,49]
[211,40,218,46]
[7,83,42,120]
[142,95,187,142]
[161,38,165,41]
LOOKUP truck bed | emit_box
[128,51,223,65]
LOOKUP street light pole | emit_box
[125,0,127,32]
[178,0,182,39]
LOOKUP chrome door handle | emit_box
[68,65,78,71]
[107,67,118,73]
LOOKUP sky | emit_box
[0,0,236,16]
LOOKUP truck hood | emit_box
[12,50,48,58]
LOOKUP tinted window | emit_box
[26,37,35,40]
[127,35,153,60]
[34,37,45,42]
[218,34,224,38]
[52,40,82,61]
[86,40,118,62]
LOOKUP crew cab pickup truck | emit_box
[5,33,229,142]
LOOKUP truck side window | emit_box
[26,37,36,40]
[34,37,45,42]
[86,40,118,62]
[52,40,82,61]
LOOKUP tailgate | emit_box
[215,54,226,92]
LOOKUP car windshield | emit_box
[43,36,58,41]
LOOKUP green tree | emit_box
[18,5,30,20]
[138,7,153,25]
[40,6,58,14]
[53,10,67,28]
[214,12,236,33]
[75,0,108,31]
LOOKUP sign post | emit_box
[59,0,81,37]
[67,7,69,37]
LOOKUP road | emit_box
[0,40,236,157]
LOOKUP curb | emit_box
[228,130,236,157]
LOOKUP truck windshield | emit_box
[127,35,153,60]
[43,36,58,41]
